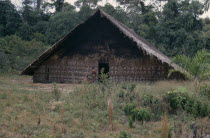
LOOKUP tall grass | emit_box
[51,83,61,101]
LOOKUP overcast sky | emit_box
[11,0,210,18]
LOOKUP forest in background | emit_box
[0,0,210,72]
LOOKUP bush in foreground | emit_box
[164,88,210,117]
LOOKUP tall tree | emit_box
[153,0,204,56]
[204,0,210,11]
[100,4,129,25]
[36,0,43,12]
[18,0,50,40]
[54,0,64,12]
[45,3,79,44]
[74,0,102,8]
[118,0,158,44]
[116,0,150,18]
[21,0,36,25]
[0,0,21,37]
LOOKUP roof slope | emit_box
[22,9,182,75]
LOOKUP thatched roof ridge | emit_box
[21,9,183,75]
[99,10,182,71]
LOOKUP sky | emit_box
[11,0,210,18]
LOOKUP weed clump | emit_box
[123,103,136,116]
[200,84,210,99]
[131,107,153,124]
[141,93,163,120]
[117,83,137,103]
[123,103,153,127]
[114,131,131,138]
[51,83,61,101]
[0,93,7,99]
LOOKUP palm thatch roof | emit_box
[21,9,183,75]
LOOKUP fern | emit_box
[169,49,210,91]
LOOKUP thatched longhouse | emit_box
[21,9,184,83]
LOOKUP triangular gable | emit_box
[21,9,183,75]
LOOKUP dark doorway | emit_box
[98,63,109,78]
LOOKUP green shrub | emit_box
[99,68,109,83]
[142,94,154,106]
[0,52,9,71]
[117,84,137,103]
[200,85,210,99]
[117,90,125,99]
[141,93,162,120]
[128,84,136,92]
[0,93,7,99]
[128,116,134,128]
[0,35,48,72]
[141,94,160,107]
[121,84,136,92]
[123,103,136,116]
[123,103,153,126]
[114,131,131,138]
[132,108,153,124]
[164,88,210,117]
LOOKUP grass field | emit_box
[0,73,209,138]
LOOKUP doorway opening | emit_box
[98,63,109,79]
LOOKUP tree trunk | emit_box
[36,0,42,12]
[55,0,64,12]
